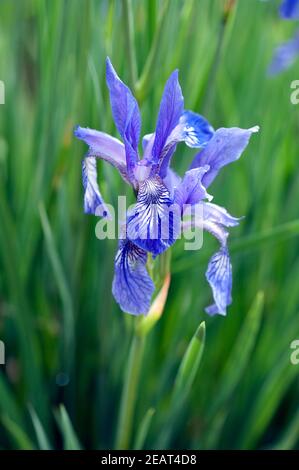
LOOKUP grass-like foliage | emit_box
[0,0,299,450]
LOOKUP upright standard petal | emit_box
[82,157,109,216]
[205,247,232,316]
[106,57,141,178]
[268,31,299,75]
[152,70,184,164]
[126,176,181,255]
[280,0,299,19]
[190,126,259,188]
[112,240,155,315]
[74,126,130,183]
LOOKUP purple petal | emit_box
[268,31,299,75]
[152,70,184,164]
[201,202,241,227]
[106,57,141,178]
[175,166,212,208]
[205,247,232,316]
[190,126,259,188]
[82,157,110,217]
[163,168,182,197]
[142,133,154,153]
[280,0,299,19]
[126,176,181,255]
[112,240,155,315]
[74,126,130,183]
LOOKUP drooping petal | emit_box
[280,0,299,19]
[82,157,110,216]
[74,126,130,183]
[112,239,155,315]
[190,126,259,188]
[152,70,184,164]
[175,166,212,208]
[205,247,232,316]
[126,176,181,255]
[200,202,241,227]
[106,57,141,178]
[181,203,236,316]
[159,111,214,178]
[268,31,299,75]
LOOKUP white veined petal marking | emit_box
[127,176,181,254]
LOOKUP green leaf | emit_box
[133,408,155,450]
[2,415,35,450]
[173,321,206,402]
[28,405,52,450]
[55,405,82,451]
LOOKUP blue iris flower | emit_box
[269,0,299,74]
[75,58,258,317]
[280,0,299,19]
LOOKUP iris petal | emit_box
[190,126,259,188]
[268,31,299,75]
[200,202,241,227]
[205,247,232,316]
[152,70,184,165]
[159,111,214,178]
[82,157,109,217]
[280,0,299,19]
[175,166,212,208]
[106,57,141,179]
[112,240,155,315]
[127,176,181,255]
[74,126,130,183]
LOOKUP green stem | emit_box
[115,331,145,449]
[122,0,138,89]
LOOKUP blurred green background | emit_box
[1,0,299,450]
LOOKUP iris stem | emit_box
[122,0,138,89]
[115,328,145,449]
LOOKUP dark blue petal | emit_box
[280,0,299,19]
[82,157,110,217]
[178,111,214,148]
[158,111,214,178]
[112,240,155,315]
[175,166,212,208]
[74,126,130,183]
[106,57,141,179]
[127,176,181,255]
[205,247,232,316]
[190,126,259,188]
[152,70,184,164]
[268,31,299,75]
